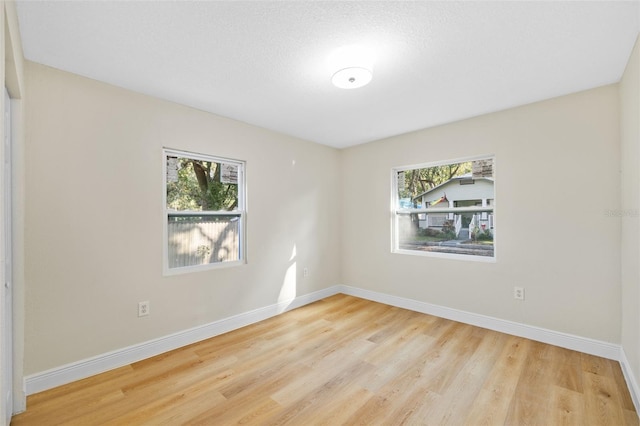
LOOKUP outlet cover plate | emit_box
[138,301,150,317]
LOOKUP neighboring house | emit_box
[412,174,494,239]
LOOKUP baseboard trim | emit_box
[338,285,621,360]
[24,286,342,395]
[24,284,626,397]
[620,348,640,414]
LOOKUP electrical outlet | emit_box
[513,287,525,300]
[303,267,309,277]
[138,301,150,317]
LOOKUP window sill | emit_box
[163,259,246,276]
[392,248,496,263]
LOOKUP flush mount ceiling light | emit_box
[332,67,373,89]
[328,44,375,90]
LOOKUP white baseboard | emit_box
[337,285,621,360]
[24,284,629,399]
[620,348,640,414]
[24,286,342,395]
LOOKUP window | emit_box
[163,149,246,273]
[392,156,495,261]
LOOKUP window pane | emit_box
[164,150,245,272]
[394,157,495,259]
[167,214,241,268]
[397,160,474,207]
[167,156,239,212]
[397,210,494,257]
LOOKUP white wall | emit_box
[23,62,342,375]
[3,0,26,415]
[342,85,621,342]
[621,34,640,397]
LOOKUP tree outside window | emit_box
[164,149,246,273]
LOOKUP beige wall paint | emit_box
[621,34,640,391]
[23,61,341,374]
[342,86,621,342]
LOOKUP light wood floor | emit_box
[12,294,639,425]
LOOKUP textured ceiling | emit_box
[15,1,640,148]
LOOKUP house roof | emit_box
[412,174,494,201]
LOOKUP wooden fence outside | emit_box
[167,216,240,268]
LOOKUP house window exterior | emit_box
[163,148,246,274]
[392,156,495,261]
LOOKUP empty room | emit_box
[2,0,640,424]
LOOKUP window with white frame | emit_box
[163,149,246,273]
[392,156,495,260]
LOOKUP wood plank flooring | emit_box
[11,294,639,425]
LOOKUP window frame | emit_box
[391,155,496,263]
[162,148,247,275]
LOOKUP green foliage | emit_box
[471,227,493,241]
[205,180,238,211]
[477,229,493,241]
[419,227,442,237]
[417,224,455,241]
[442,219,455,234]
[167,160,202,210]
[398,161,472,200]
[167,158,238,211]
